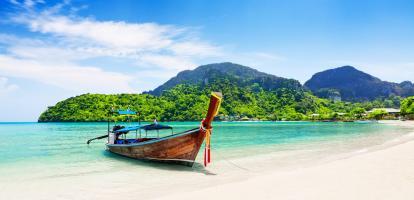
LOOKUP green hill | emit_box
[145,62,302,96]
[305,66,414,101]
[39,63,405,122]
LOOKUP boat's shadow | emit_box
[102,150,216,175]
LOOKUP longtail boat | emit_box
[87,92,222,166]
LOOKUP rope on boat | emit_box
[200,120,211,167]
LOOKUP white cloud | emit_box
[8,0,45,9]
[9,0,20,5]
[8,45,86,63]
[0,1,224,93]
[9,5,221,70]
[0,34,133,62]
[0,55,134,93]
[0,76,18,96]
[0,33,44,46]
[0,34,136,92]
[21,15,177,50]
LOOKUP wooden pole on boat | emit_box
[87,134,108,144]
[88,108,112,144]
[203,92,223,129]
[202,92,222,166]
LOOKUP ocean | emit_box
[0,121,412,199]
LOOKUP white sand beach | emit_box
[160,120,414,200]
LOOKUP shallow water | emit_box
[0,121,413,197]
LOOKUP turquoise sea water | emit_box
[0,121,413,183]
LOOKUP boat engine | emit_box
[109,125,125,144]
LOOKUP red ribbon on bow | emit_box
[200,119,212,167]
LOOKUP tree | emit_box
[368,109,387,120]
[350,107,366,119]
[401,97,414,119]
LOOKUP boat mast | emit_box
[203,92,223,128]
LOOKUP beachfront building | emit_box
[310,113,320,120]
[367,108,401,119]
[337,112,346,116]
[368,108,401,114]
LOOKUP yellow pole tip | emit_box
[211,92,223,99]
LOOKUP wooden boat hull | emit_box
[106,128,205,166]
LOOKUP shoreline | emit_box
[157,120,414,200]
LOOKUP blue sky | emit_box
[0,0,414,121]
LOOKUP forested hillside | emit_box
[38,78,402,122]
[146,62,302,96]
[39,62,412,122]
[305,66,414,101]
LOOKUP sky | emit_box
[0,0,414,121]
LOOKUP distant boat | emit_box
[87,92,222,166]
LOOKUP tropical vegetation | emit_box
[38,79,407,122]
[38,62,412,122]
[401,96,414,119]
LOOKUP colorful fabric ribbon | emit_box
[200,119,212,167]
